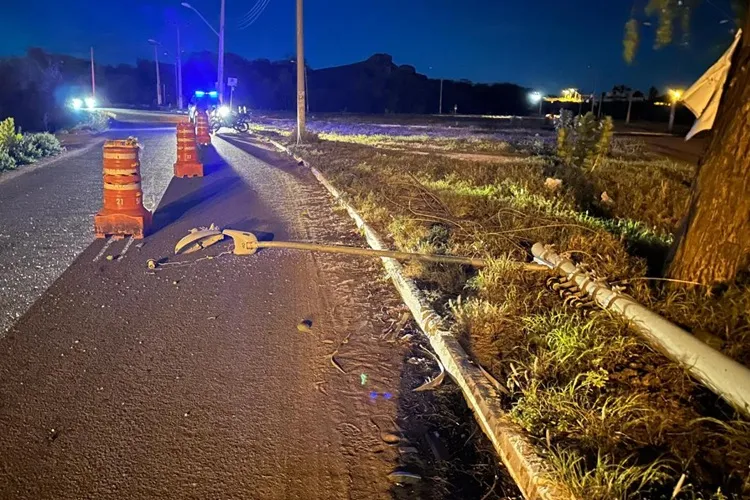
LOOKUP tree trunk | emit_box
[667,22,750,284]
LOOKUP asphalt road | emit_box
[0,129,177,337]
[0,129,468,498]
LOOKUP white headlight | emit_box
[218,105,230,117]
[71,98,83,110]
[85,97,96,109]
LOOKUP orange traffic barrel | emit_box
[94,139,152,239]
[195,110,211,146]
[174,122,204,178]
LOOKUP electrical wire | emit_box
[238,0,271,30]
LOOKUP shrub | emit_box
[556,112,614,171]
[28,132,62,156]
[0,146,16,171]
[0,117,21,151]
[11,135,43,164]
[8,133,62,166]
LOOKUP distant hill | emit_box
[0,48,531,131]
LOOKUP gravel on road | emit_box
[0,129,176,336]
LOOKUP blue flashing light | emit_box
[208,91,218,98]
[194,90,206,97]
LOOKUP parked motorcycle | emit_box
[209,106,249,133]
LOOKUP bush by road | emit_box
[0,118,63,172]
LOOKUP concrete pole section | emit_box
[532,242,750,418]
[296,0,306,143]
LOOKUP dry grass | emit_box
[252,118,750,499]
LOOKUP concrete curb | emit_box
[263,137,576,500]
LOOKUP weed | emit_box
[547,448,671,500]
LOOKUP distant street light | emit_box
[182,1,226,103]
[668,88,683,133]
[528,91,543,116]
[147,39,163,106]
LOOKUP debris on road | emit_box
[413,345,446,392]
[174,224,224,254]
[387,470,422,484]
[296,319,313,332]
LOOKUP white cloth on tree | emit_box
[682,29,743,141]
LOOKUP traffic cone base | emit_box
[174,162,204,178]
[94,209,152,239]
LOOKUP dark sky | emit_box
[0,0,738,93]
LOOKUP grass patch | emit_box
[251,118,750,498]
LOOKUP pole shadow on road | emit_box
[150,144,271,236]
[198,145,226,176]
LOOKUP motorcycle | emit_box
[209,106,249,133]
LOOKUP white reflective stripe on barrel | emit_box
[104,182,142,191]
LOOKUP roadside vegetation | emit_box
[0,117,63,172]
[251,113,750,499]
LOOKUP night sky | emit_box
[0,0,738,94]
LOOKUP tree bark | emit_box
[667,20,750,284]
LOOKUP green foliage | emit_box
[624,18,640,64]
[28,133,62,156]
[556,112,615,171]
[547,448,671,500]
[0,118,22,151]
[71,111,109,133]
[0,119,63,172]
[0,147,15,171]
[624,0,710,63]
[11,135,43,164]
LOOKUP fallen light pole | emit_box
[532,242,750,417]
[173,228,548,271]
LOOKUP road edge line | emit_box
[263,137,576,500]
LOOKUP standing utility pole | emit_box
[181,2,225,102]
[296,0,306,143]
[218,0,226,102]
[176,27,184,109]
[439,79,443,114]
[90,47,96,98]
[148,40,163,106]
[153,44,163,106]
[626,91,633,124]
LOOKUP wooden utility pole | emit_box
[296,0,306,143]
[90,47,96,98]
[218,0,226,102]
[439,79,443,114]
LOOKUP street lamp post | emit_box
[176,26,184,109]
[182,1,225,103]
[668,88,682,133]
[148,39,163,106]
